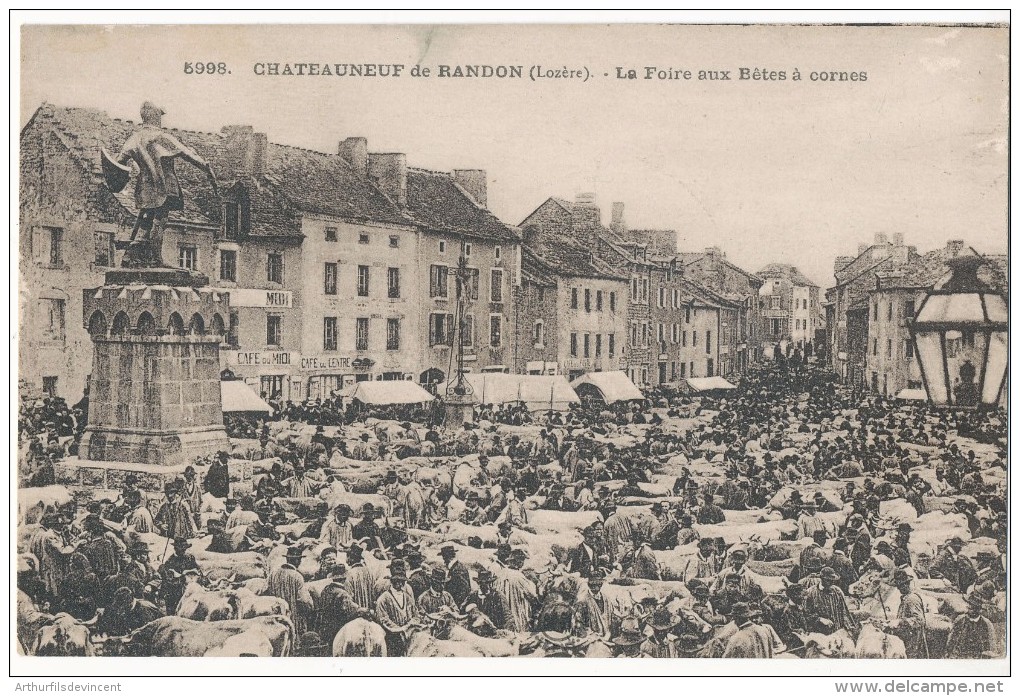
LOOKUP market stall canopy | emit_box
[438,373,579,411]
[685,376,737,392]
[349,380,435,405]
[570,370,645,404]
[221,380,273,414]
[895,388,928,401]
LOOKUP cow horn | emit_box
[80,610,103,626]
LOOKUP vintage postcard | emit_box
[12,14,1010,683]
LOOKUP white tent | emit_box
[570,370,645,404]
[895,388,928,401]
[349,381,435,405]
[438,373,579,411]
[685,376,737,392]
[221,380,273,413]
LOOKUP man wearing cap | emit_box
[803,567,860,635]
[929,537,977,594]
[722,602,786,658]
[884,570,928,659]
[125,541,155,584]
[154,482,198,540]
[320,504,355,551]
[267,547,312,635]
[317,564,363,645]
[439,545,472,605]
[374,560,420,657]
[158,538,198,614]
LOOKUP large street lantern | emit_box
[908,255,1007,407]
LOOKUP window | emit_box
[489,315,502,348]
[356,318,369,350]
[387,318,400,350]
[596,290,603,311]
[643,322,650,347]
[323,317,338,351]
[570,333,578,357]
[571,288,579,309]
[872,338,878,356]
[707,358,715,377]
[534,321,544,346]
[430,313,454,346]
[44,299,65,342]
[389,235,399,248]
[325,227,338,242]
[260,375,284,400]
[583,333,591,358]
[873,303,879,321]
[357,265,370,297]
[608,334,616,358]
[266,253,284,284]
[905,299,916,320]
[595,334,603,358]
[658,323,665,343]
[693,330,698,346]
[46,227,63,266]
[178,245,198,271]
[584,289,591,312]
[266,315,283,347]
[887,302,894,321]
[905,339,914,358]
[387,267,401,298]
[358,232,370,244]
[439,240,446,254]
[460,268,479,300]
[495,246,501,260]
[706,330,712,354]
[680,362,687,378]
[690,361,696,377]
[659,287,665,308]
[770,296,781,310]
[642,279,649,303]
[430,265,449,298]
[683,330,688,347]
[463,315,475,347]
[631,323,638,348]
[538,286,545,302]
[464,243,472,257]
[491,269,504,303]
[227,310,239,347]
[324,263,338,295]
[42,376,58,397]
[219,250,237,282]
[631,278,638,299]
[962,330,975,348]
[95,231,115,267]
[223,202,240,240]
[685,306,692,323]
[610,292,617,312]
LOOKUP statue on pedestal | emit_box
[101,101,219,268]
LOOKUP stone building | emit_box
[757,263,822,357]
[511,247,560,375]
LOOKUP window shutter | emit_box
[446,314,455,344]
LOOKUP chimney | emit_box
[338,137,368,177]
[570,195,602,250]
[220,125,267,175]
[522,223,544,257]
[610,202,626,235]
[453,169,487,208]
[858,243,868,256]
[892,232,904,246]
[834,255,853,273]
[705,246,722,260]
[946,239,965,257]
[368,153,407,207]
[875,232,888,245]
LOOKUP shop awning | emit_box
[570,370,645,404]
[438,373,579,410]
[685,376,737,392]
[221,380,273,413]
[349,380,435,405]
[895,388,928,401]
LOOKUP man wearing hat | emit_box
[676,633,706,658]
[463,568,506,630]
[316,564,363,645]
[611,616,646,658]
[158,538,198,613]
[439,544,472,605]
[722,602,786,658]
[345,543,376,609]
[771,584,807,650]
[97,585,161,637]
[566,525,601,578]
[154,481,197,540]
[929,537,977,594]
[319,504,355,551]
[418,567,458,615]
[375,560,420,657]
[572,571,610,639]
[204,452,231,500]
[256,462,285,502]
[884,569,928,659]
[101,548,146,607]
[28,512,76,604]
[352,504,383,549]
[696,493,726,525]
[711,548,762,600]
[458,492,488,527]
[891,523,913,567]
[122,489,154,535]
[352,433,375,461]
[946,591,997,659]
[267,546,312,634]
[78,514,120,580]
[125,541,154,584]
[640,606,681,658]
[803,567,860,636]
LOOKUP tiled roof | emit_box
[405,168,519,242]
[540,237,629,281]
[758,263,819,287]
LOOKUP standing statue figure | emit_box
[101,101,218,268]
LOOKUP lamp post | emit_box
[908,255,1008,408]
[444,252,476,427]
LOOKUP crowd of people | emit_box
[17,363,1007,659]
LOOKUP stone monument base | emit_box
[54,456,191,495]
[443,393,476,429]
[79,424,228,469]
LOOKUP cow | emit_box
[230,587,290,619]
[204,629,275,657]
[176,575,235,621]
[854,620,906,659]
[18,590,53,655]
[107,616,293,657]
[332,618,386,657]
[798,629,855,659]
[18,485,73,525]
[31,612,99,656]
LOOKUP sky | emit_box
[19,23,1008,289]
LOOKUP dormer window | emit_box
[223,202,240,240]
[439,240,447,254]
[359,232,370,245]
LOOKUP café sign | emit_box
[223,288,293,308]
[229,351,296,366]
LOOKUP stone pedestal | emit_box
[78,269,229,468]
[443,392,476,429]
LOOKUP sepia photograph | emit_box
[11,12,1011,683]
